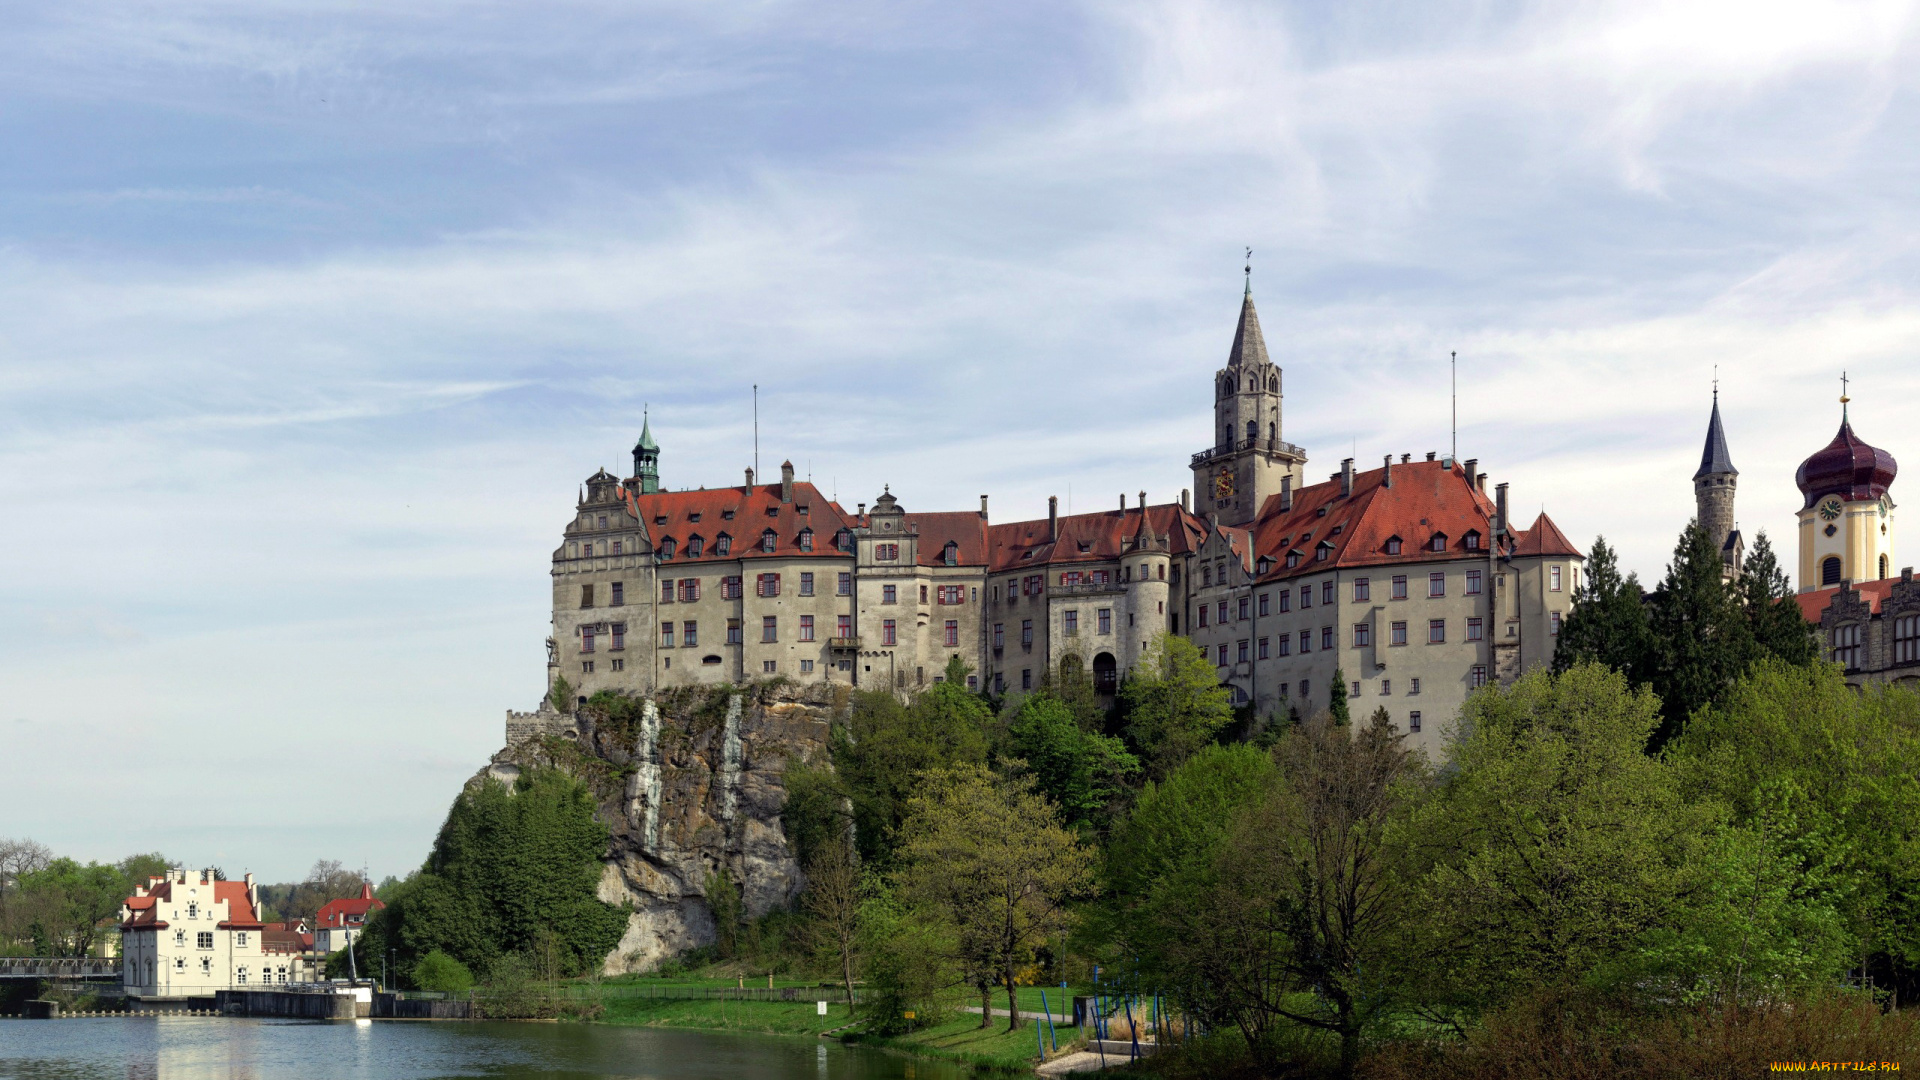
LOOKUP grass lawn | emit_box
[598,995,858,1037]
[848,1008,1090,1073]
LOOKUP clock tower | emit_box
[1795,388,1898,592]
[1190,283,1307,527]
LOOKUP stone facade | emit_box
[1798,569,1920,689]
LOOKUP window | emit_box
[1258,592,1271,616]
[582,627,596,653]
[1550,611,1563,636]
[1467,617,1483,641]
[1823,556,1842,586]
[1278,591,1291,613]
[761,529,778,553]
[237,932,248,946]
[1025,574,1044,595]
[1897,615,1920,665]
[1300,585,1312,609]
[611,624,626,650]
[1022,669,1033,690]
[723,576,743,599]
[1277,635,1291,656]
[611,582,625,606]
[799,572,815,596]
[201,957,212,974]
[1466,569,1482,595]
[1392,575,1408,600]
[175,930,185,945]
[660,624,674,648]
[838,572,852,596]
[1316,544,1331,562]
[993,623,1005,650]
[835,529,852,552]
[1217,643,1229,666]
[581,584,595,608]
[942,541,958,566]
[763,660,778,673]
[1550,565,1563,592]
[1470,665,1487,688]
[1429,572,1445,598]
[838,615,852,640]
[1096,608,1112,634]
[883,619,897,646]
[1385,536,1402,555]
[1410,677,1420,694]
[727,619,742,645]
[883,584,897,604]
[686,536,702,557]
[1197,605,1209,628]
[1380,679,1390,695]
[1286,551,1302,569]
[939,585,963,605]
[800,615,815,642]
[919,584,930,604]
[876,543,899,562]
[1237,639,1249,663]
[680,579,700,602]
[1237,597,1250,621]
[1409,710,1422,733]
[800,659,815,673]
[1065,610,1080,635]
[762,616,778,643]
[658,538,675,559]
[1300,678,1311,701]
[716,533,732,555]
[1022,619,1034,647]
[683,621,697,647]
[1465,531,1481,551]
[1350,681,1360,697]
[1321,626,1334,650]
[1258,637,1269,659]
[944,620,959,647]
[1322,581,1334,605]
[1353,622,1371,647]
[1354,578,1370,602]
[757,573,781,597]
[1091,570,1109,586]
[1299,629,1312,653]
[1428,619,1446,644]
[1201,565,1211,587]
[1833,624,1862,668]
[1430,533,1447,552]
[237,969,248,985]
[661,579,675,603]
[1218,600,1229,623]
[798,529,813,552]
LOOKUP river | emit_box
[0,1017,974,1080]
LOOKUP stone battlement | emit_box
[505,704,581,746]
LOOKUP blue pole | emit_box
[1124,997,1139,1061]
[1040,990,1057,1053]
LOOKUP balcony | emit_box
[1052,582,1125,597]
[828,637,860,651]
[1190,436,1306,469]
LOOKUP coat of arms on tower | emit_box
[1215,468,1235,499]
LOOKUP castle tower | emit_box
[1796,389,1898,591]
[1693,389,1742,576]
[631,412,660,494]
[1121,499,1171,672]
[1191,283,1306,527]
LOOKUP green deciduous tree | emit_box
[830,682,992,868]
[895,765,1094,1031]
[1003,691,1138,831]
[412,948,475,993]
[1119,632,1234,779]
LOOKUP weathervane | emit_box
[1841,370,1851,419]
[1244,247,1252,295]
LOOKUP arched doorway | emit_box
[1093,652,1118,696]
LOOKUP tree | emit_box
[895,765,1094,1031]
[1003,691,1138,831]
[803,837,863,1012]
[1552,535,1655,685]
[1329,668,1351,725]
[830,682,992,867]
[1214,706,1428,1077]
[1409,664,1720,1015]
[412,949,475,993]
[704,866,742,958]
[14,858,129,957]
[1119,632,1234,779]
[1647,522,1756,748]
[1739,531,1819,668]
[288,859,371,925]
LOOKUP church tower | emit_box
[1795,387,1897,591]
[1693,389,1742,576]
[1190,283,1307,527]
[631,412,661,495]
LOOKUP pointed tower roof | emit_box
[1226,292,1271,369]
[634,412,658,454]
[1693,393,1736,480]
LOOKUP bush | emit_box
[411,949,473,994]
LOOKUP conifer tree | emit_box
[1740,530,1819,667]
[1552,536,1654,686]
[1647,521,1755,749]
[1329,667,1351,725]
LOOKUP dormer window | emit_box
[1286,551,1302,569]
[688,513,701,523]
[716,532,731,555]
[835,529,853,552]
[943,541,958,566]
[1078,542,1092,553]
[1316,541,1333,562]
[1256,556,1273,575]
[761,529,778,553]
[797,528,814,553]
[1317,507,1328,517]
[1331,525,1343,535]
[1430,533,1447,552]
[654,515,668,526]
[1464,531,1481,551]
[687,535,704,558]
[766,506,781,517]
[658,537,676,559]
[798,505,809,517]
[1385,536,1403,555]
[722,510,735,520]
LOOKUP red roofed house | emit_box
[314,883,385,954]
[119,868,303,998]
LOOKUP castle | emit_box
[524,285,1585,753]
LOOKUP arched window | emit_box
[761,529,778,553]
[1822,556,1843,586]
[1245,420,1257,440]
[1882,554,1890,580]
[686,535,704,558]
[1268,422,1276,443]
[797,528,813,553]
[715,532,731,555]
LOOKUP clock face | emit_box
[1214,469,1235,499]
[1819,499,1843,521]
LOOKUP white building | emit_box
[120,868,309,996]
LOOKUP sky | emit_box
[4,0,1919,883]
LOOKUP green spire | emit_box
[632,408,661,494]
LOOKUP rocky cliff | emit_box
[488,681,841,973]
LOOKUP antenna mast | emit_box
[1450,351,1457,462]
[752,384,759,480]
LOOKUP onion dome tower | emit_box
[1795,380,1897,591]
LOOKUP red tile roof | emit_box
[316,883,384,929]
[988,503,1205,573]
[1249,459,1502,582]
[1512,512,1583,558]
[902,512,990,566]
[1795,579,1899,622]
[120,874,262,931]
[619,481,856,565]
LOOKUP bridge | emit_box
[0,957,122,981]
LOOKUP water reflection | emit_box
[0,1018,967,1080]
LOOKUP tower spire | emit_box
[1244,246,1252,297]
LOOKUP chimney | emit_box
[1495,482,1510,539]
[979,494,989,519]
[1425,451,1436,461]
[1401,453,1412,464]
[743,467,755,493]
[857,501,866,517]
[1048,496,1059,542]
[1138,491,1147,512]
[780,460,794,503]
[1120,494,1126,511]
[1340,458,1355,497]
[1477,472,1488,493]
[1382,454,1393,488]
[1180,488,1190,513]
[1463,458,1477,485]
[1280,474,1293,512]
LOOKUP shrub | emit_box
[411,949,473,994]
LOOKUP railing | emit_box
[1190,437,1306,468]
[0,957,122,979]
[1053,582,1126,597]
[828,637,860,650]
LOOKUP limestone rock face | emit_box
[486,682,839,973]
